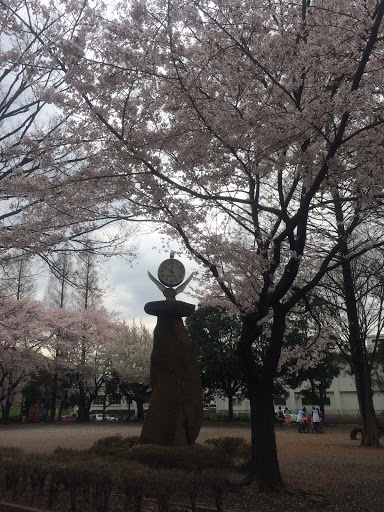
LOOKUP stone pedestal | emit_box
[140,300,203,446]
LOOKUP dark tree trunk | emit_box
[246,384,283,491]
[77,382,90,422]
[135,398,145,422]
[1,400,12,425]
[334,198,379,447]
[227,394,234,421]
[18,393,25,423]
[57,390,67,421]
[238,312,285,492]
[49,372,58,422]
[102,394,108,418]
[342,260,378,446]
[318,381,327,419]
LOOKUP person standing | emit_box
[277,407,285,429]
[284,407,291,426]
[297,408,304,433]
[312,406,320,433]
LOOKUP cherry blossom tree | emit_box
[106,321,152,421]
[44,248,75,420]
[47,307,122,422]
[0,0,138,263]
[279,314,341,418]
[0,295,50,422]
[6,0,384,490]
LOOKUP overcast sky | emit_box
[35,226,200,331]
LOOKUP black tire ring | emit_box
[350,427,362,440]
[350,425,384,440]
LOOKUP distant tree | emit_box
[72,241,104,311]
[0,296,50,423]
[106,322,152,421]
[278,311,341,417]
[0,254,36,300]
[56,308,121,422]
[284,352,341,418]
[185,306,244,420]
[45,249,74,421]
[320,248,384,443]
[21,370,52,420]
[45,249,74,309]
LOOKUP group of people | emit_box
[276,406,324,433]
[297,406,324,433]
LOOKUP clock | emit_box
[158,257,185,287]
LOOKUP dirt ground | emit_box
[0,422,383,512]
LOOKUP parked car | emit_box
[89,413,118,421]
[62,415,77,422]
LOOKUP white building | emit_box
[215,367,384,420]
[89,366,384,421]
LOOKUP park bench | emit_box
[323,418,338,425]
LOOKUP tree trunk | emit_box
[318,381,327,419]
[135,398,145,422]
[77,382,90,422]
[57,390,67,421]
[334,198,379,447]
[227,394,234,421]
[18,393,25,423]
[246,384,283,492]
[49,372,58,422]
[1,400,12,425]
[343,265,378,446]
[238,313,285,492]
[102,394,108,418]
[342,274,378,446]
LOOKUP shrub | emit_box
[128,443,232,470]
[53,446,84,456]
[88,435,141,457]
[202,412,251,422]
[204,437,250,464]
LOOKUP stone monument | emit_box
[140,254,203,446]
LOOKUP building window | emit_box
[92,395,105,405]
[111,394,122,405]
[302,397,331,406]
[274,398,287,406]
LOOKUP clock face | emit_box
[158,258,185,287]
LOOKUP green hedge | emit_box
[0,435,250,511]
